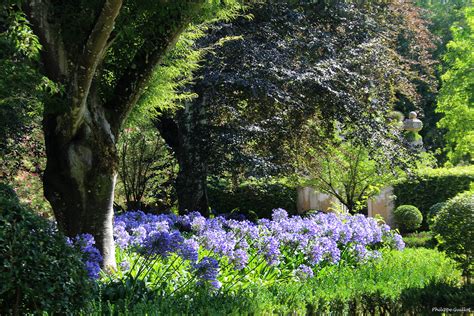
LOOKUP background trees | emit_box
[298,139,396,214]
[436,7,474,165]
[156,1,436,214]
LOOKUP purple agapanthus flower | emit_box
[110,209,405,285]
[69,233,102,279]
[179,238,199,263]
[295,264,314,279]
[141,231,184,258]
[193,257,220,288]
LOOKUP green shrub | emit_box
[95,248,463,315]
[0,198,94,314]
[0,182,20,209]
[394,205,423,233]
[0,182,19,202]
[403,231,436,249]
[208,178,297,218]
[393,166,474,230]
[431,191,474,283]
[427,202,446,225]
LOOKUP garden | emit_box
[1,1,473,315]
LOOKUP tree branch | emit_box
[71,0,123,135]
[24,0,68,81]
[105,23,187,137]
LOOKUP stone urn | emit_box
[403,111,423,147]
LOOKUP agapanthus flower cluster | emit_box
[112,209,404,284]
[295,264,314,280]
[68,233,102,279]
[193,257,221,289]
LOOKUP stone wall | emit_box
[296,187,347,214]
[367,186,395,226]
[297,186,395,225]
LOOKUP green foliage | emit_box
[436,7,474,164]
[402,231,436,249]
[427,201,447,225]
[300,139,397,214]
[394,205,423,233]
[93,248,463,315]
[207,178,297,218]
[393,166,474,229]
[0,8,54,182]
[400,282,474,314]
[131,25,207,124]
[0,182,18,205]
[407,1,469,159]
[0,189,93,314]
[431,190,474,282]
[117,125,177,212]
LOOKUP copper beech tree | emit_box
[156,1,436,215]
[18,0,240,269]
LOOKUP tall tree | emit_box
[402,0,469,159]
[156,1,436,214]
[436,7,473,165]
[13,0,240,269]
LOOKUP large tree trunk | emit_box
[24,0,201,270]
[157,96,210,216]
[175,146,209,217]
[43,99,118,270]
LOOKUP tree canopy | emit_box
[153,1,437,213]
[192,1,435,173]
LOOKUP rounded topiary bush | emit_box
[0,200,94,314]
[394,205,423,233]
[431,191,474,282]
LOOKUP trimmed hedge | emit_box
[393,166,474,230]
[208,179,297,219]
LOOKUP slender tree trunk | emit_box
[43,99,118,269]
